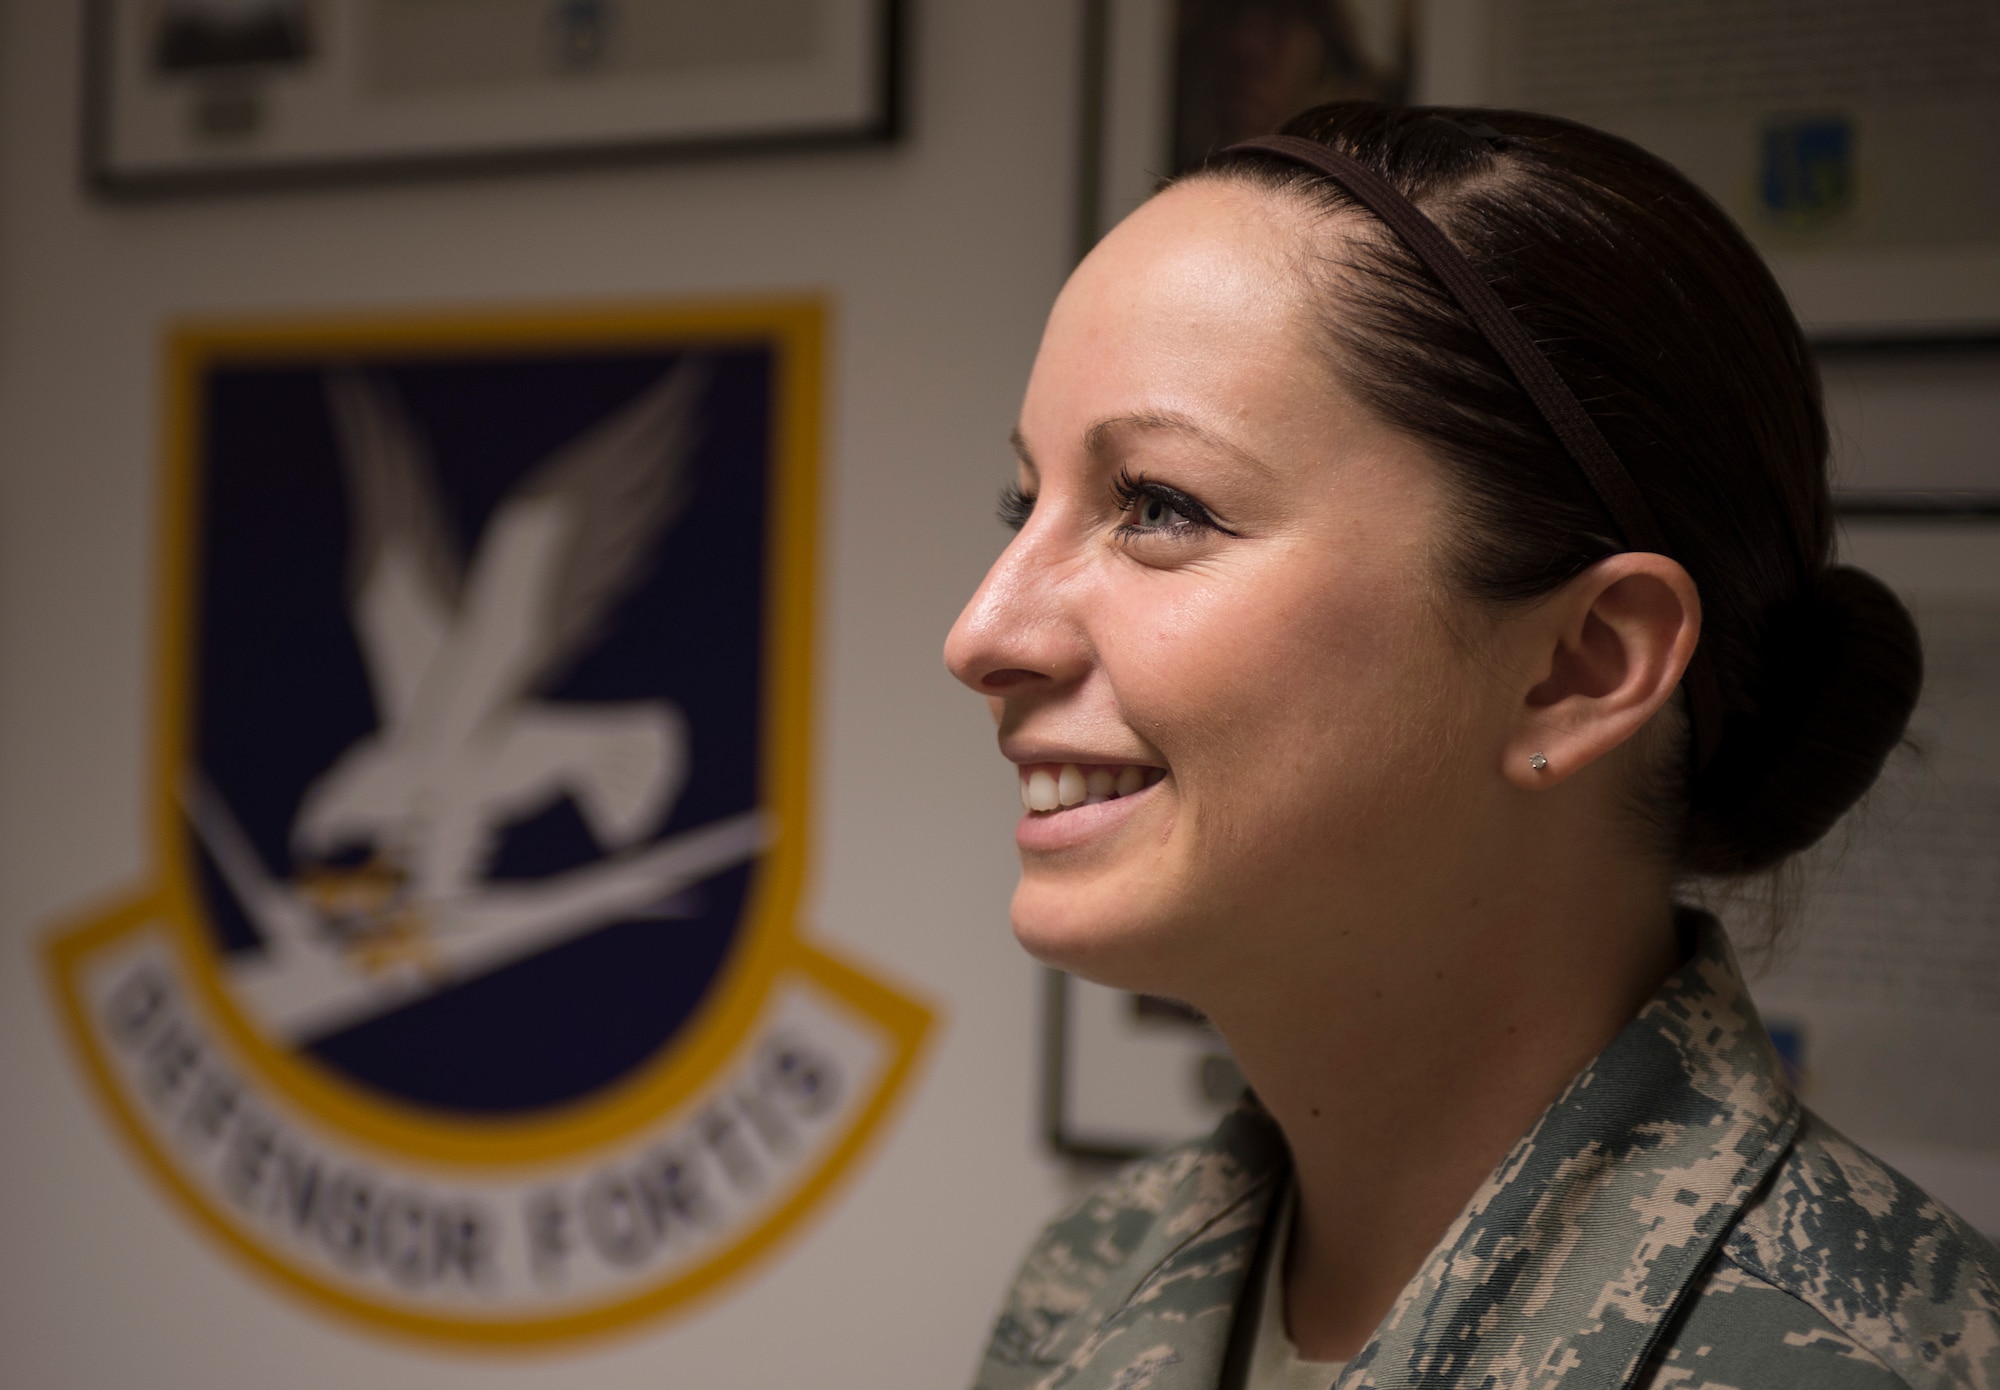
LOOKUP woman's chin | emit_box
[1007,882,1189,994]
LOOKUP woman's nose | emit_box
[943,530,1086,698]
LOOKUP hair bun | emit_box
[1683,564,1924,875]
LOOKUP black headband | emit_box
[1222,133,1724,770]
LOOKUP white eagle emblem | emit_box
[183,361,765,1043]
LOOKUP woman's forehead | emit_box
[1024,183,1336,450]
[1061,181,1311,339]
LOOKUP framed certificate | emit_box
[1427,0,2000,339]
[85,0,903,196]
[1080,0,2000,334]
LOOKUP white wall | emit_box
[0,3,1086,1387]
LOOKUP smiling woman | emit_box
[946,104,2000,1390]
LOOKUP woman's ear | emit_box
[1501,553,1701,789]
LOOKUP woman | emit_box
[945,104,2000,1390]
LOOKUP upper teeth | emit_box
[1021,763,1157,812]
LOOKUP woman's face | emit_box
[944,180,1510,1002]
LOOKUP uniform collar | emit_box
[1034,912,1800,1390]
[1342,910,1802,1387]
[1025,1101,1290,1379]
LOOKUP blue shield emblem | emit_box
[191,348,769,1110]
[47,302,931,1344]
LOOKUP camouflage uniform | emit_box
[974,917,2000,1390]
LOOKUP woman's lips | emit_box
[1013,762,1165,852]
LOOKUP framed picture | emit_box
[1429,0,2000,341]
[1820,335,2000,519]
[1077,0,1414,260]
[1042,969,1247,1161]
[1429,0,2000,513]
[85,0,903,196]
[1084,0,2000,337]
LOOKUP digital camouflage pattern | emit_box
[974,917,2000,1390]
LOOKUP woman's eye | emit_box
[1112,470,1223,538]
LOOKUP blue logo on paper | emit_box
[1760,114,1855,228]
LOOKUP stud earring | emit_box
[1528,752,1548,771]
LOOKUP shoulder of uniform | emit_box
[974,1140,1214,1388]
[1715,1110,2000,1390]
[1640,1254,1903,1388]
[971,1104,1285,1390]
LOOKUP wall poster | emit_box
[43,299,934,1344]
[87,0,903,194]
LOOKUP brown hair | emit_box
[1197,103,1921,876]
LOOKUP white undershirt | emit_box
[1245,1186,1348,1390]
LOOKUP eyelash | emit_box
[995,470,1228,537]
[998,483,1034,532]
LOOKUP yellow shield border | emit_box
[44,298,934,1346]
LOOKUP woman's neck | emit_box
[1197,853,1680,1362]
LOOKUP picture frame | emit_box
[1042,968,1246,1162]
[1819,334,2000,518]
[1075,0,1414,264]
[1450,0,2000,344]
[84,0,903,196]
[1080,0,2000,341]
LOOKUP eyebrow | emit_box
[1009,412,1273,478]
[1008,426,1036,472]
[1090,412,1276,476]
